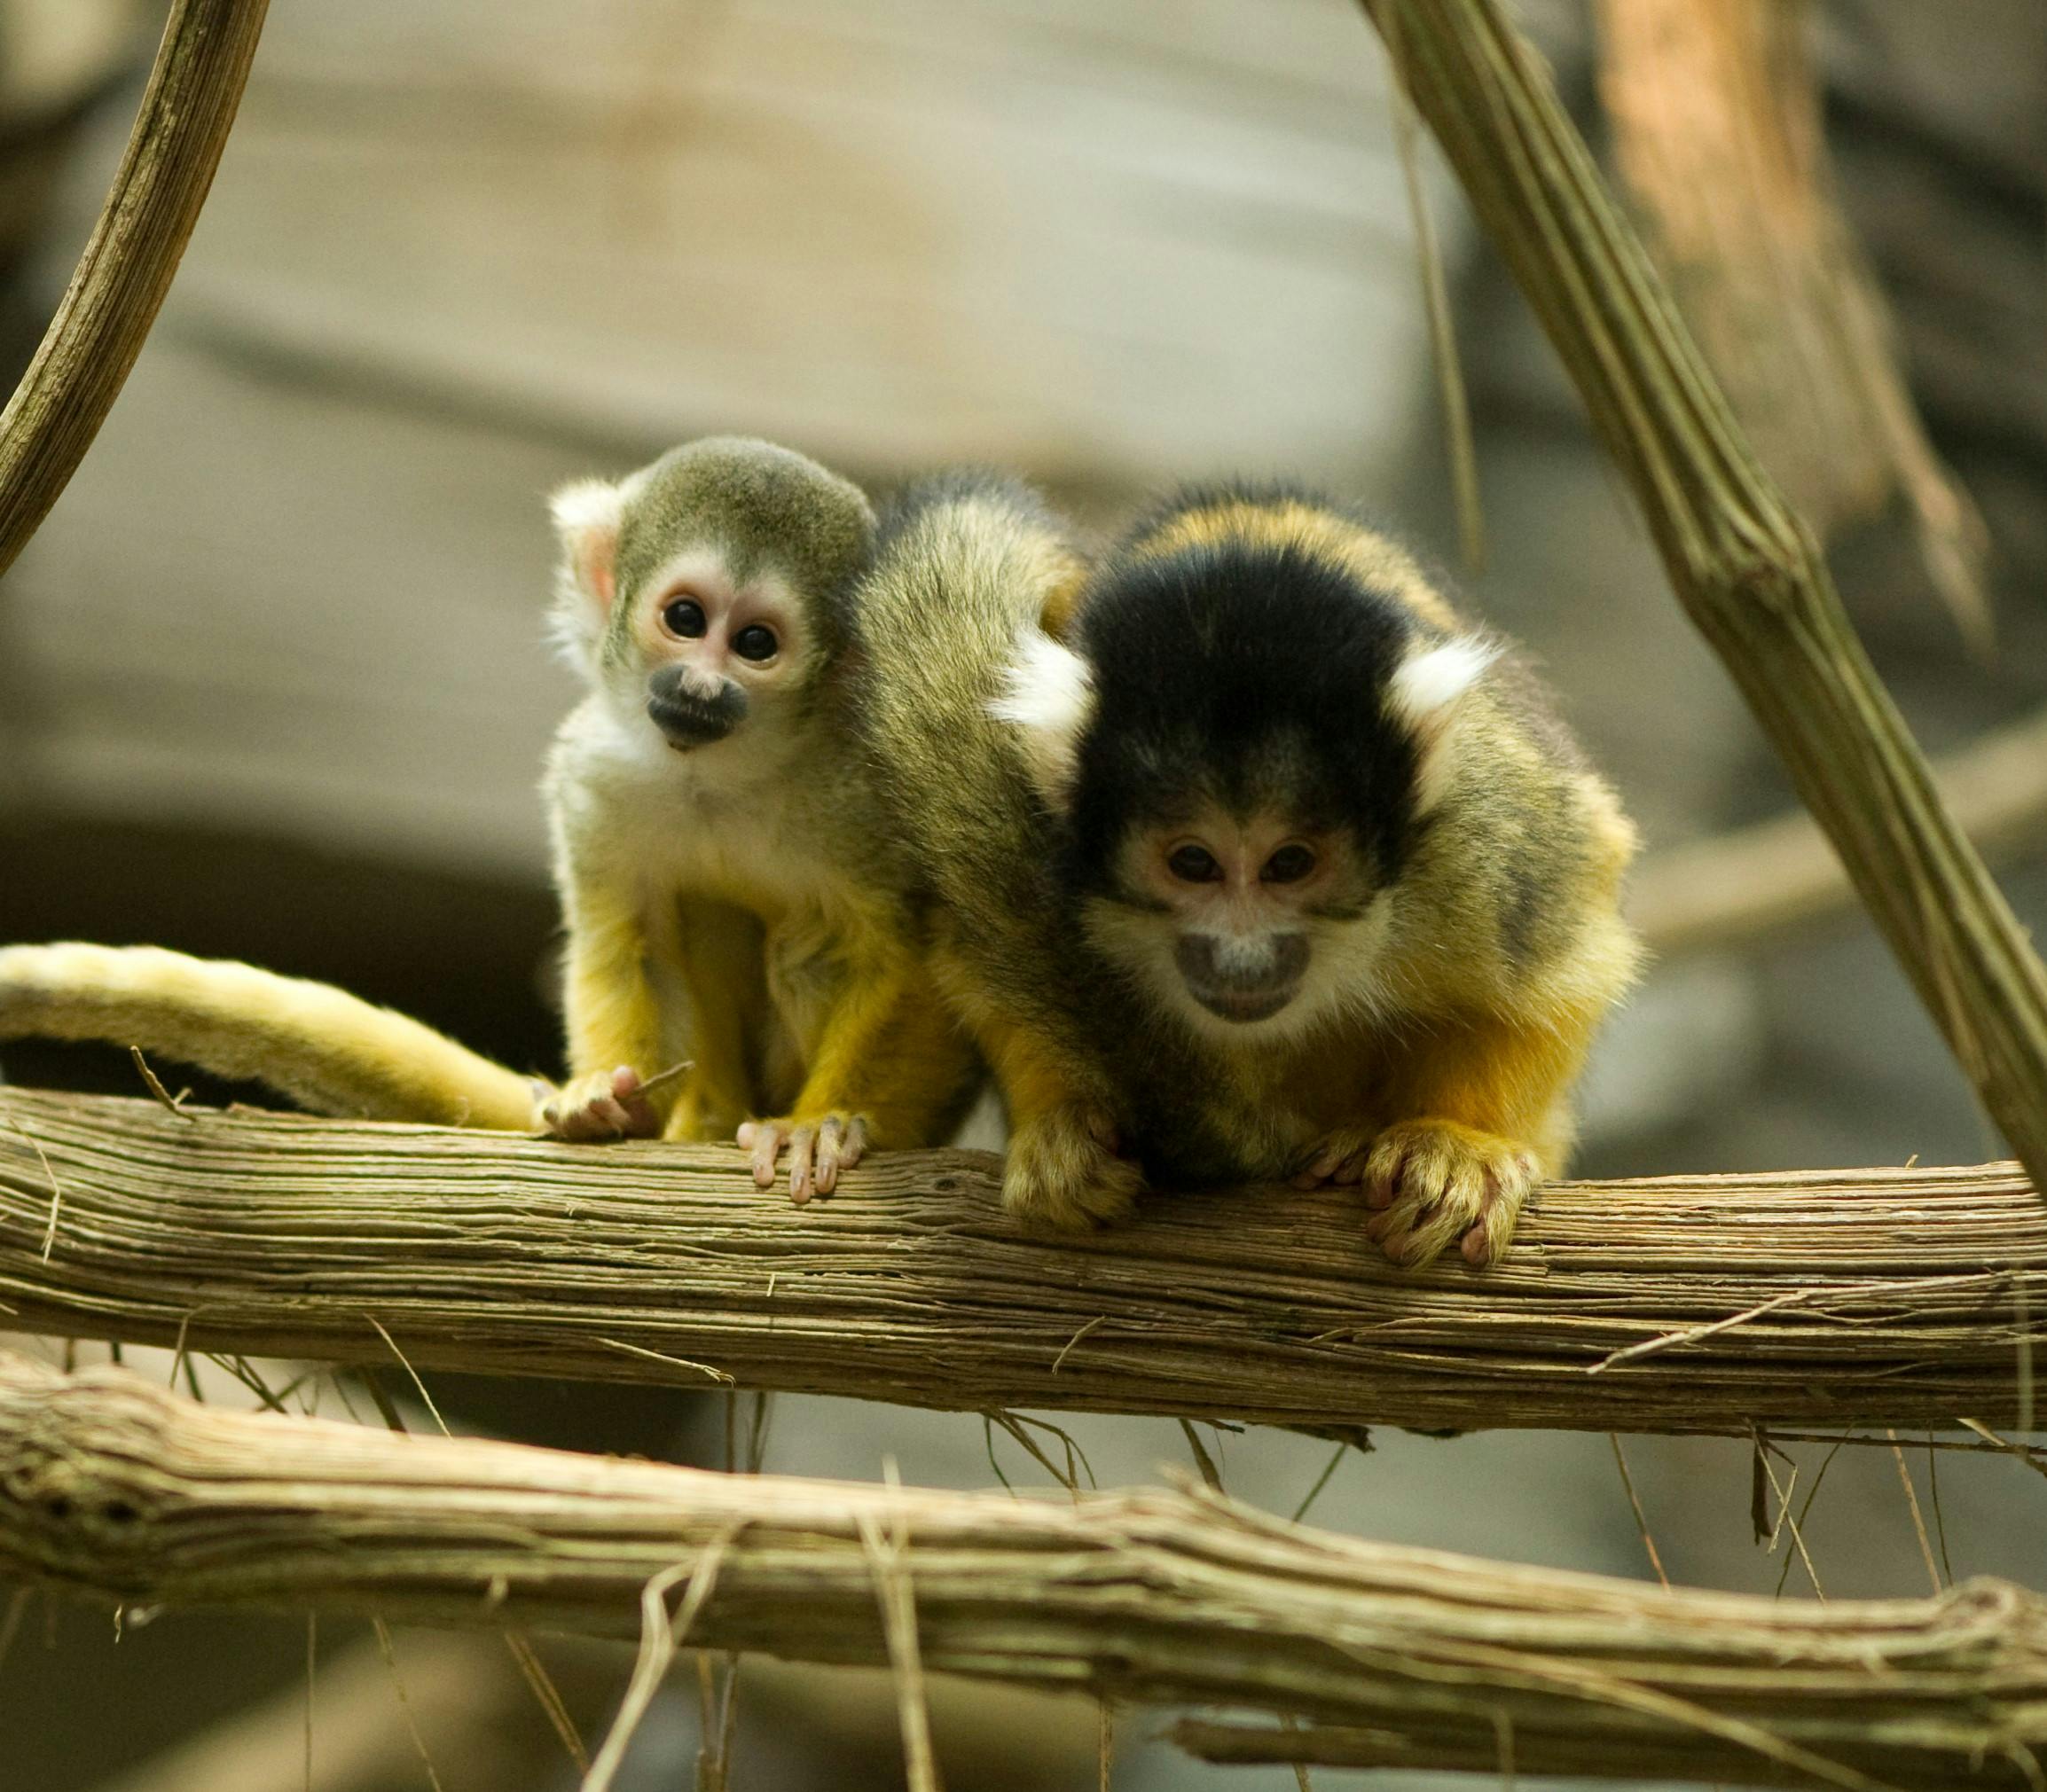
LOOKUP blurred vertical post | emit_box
[1596,0,1989,647]
[1361,0,2047,1196]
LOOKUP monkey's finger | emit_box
[1461,1162,1536,1265]
[749,1123,788,1188]
[1376,1207,1449,1268]
[555,1102,618,1142]
[812,1117,848,1197]
[608,1067,660,1139]
[786,1126,820,1204]
[841,1115,869,1169]
[1461,1216,1508,1266]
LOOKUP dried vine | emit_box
[1363,0,2047,1197]
[0,0,270,578]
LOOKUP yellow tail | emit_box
[0,943,539,1129]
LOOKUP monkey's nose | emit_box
[646,669,746,748]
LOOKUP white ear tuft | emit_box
[1388,636,1497,814]
[1387,637,1498,730]
[546,476,628,674]
[989,628,1095,805]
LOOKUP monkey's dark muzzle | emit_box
[1176,933,1309,1024]
[646,676,746,750]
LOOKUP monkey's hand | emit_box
[1003,1107,1144,1232]
[537,1067,662,1142]
[738,1113,869,1205]
[1296,1119,1538,1268]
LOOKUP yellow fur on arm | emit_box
[1375,1002,1602,1174]
[560,888,666,1111]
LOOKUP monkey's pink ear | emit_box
[991,628,1095,809]
[549,478,625,613]
[547,477,630,675]
[1386,636,1497,813]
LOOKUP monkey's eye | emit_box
[1166,844,1224,884]
[1261,844,1318,884]
[733,623,779,662]
[662,597,708,638]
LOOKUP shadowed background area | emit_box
[1,0,2043,1787]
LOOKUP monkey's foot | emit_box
[1003,1108,1144,1232]
[739,1113,868,1204]
[537,1067,662,1141]
[1359,1120,1541,1269]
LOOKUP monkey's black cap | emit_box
[1065,536,1425,890]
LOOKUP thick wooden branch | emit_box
[2,1092,2042,1436]
[0,0,269,580]
[4,1350,2045,1792]
[1363,2,2047,1197]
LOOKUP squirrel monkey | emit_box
[0,439,979,1198]
[539,435,978,1193]
[857,479,1640,1267]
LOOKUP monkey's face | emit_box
[617,549,810,753]
[1086,802,1387,1044]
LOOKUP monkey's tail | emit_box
[0,943,542,1129]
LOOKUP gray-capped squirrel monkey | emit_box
[855,478,1640,1267]
[540,435,979,1192]
[0,439,980,1198]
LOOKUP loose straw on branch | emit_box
[4,1091,2044,1437]
[1360,1,2047,1201]
[4,1351,2046,1792]
[0,0,271,579]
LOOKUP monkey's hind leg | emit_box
[740,949,979,1204]
[659,899,765,1144]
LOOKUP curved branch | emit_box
[4,1351,2043,1791]
[0,0,270,580]
[1363,2,2047,1198]
[2,1092,2043,1436]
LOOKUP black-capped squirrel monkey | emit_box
[855,478,1640,1266]
[0,439,980,1198]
